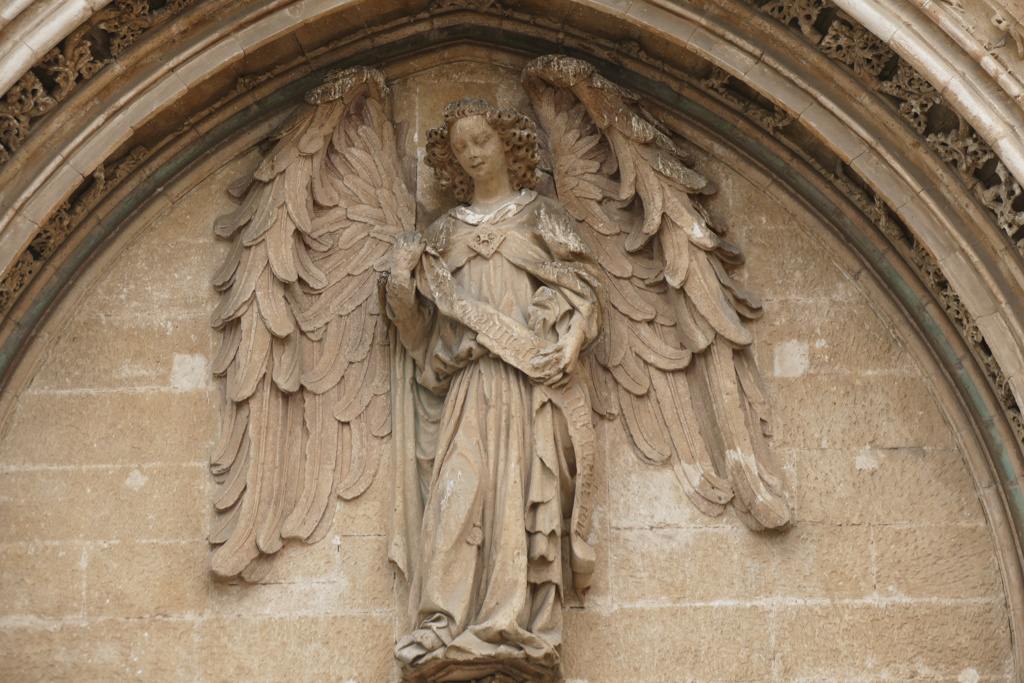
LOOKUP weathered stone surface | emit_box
[2,389,217,467]
[208,580,367,619]
[337,535,395,611]
[150,153,261,243]
[80,164,237,319]
[210,537,393,617]
[85,540,209,617]
[0,542,84,618]
[29,314,216,391]
[767,525,876,599]
[0,465,206,542]
[0,619,198,682]
[773,375,956,449]
[611,524,874,604]
[759,297,916,377]
[604,419,737,531]
[791,448,985,525]
[873,524,1004,599]
[610,527,769,604]
[332,452,392,538]
[84,237,228,319]
[775,602,1013,678]
[259,531,341,585]
[198,615,394,682]
[562,605,772,681]
[732,216,862,303]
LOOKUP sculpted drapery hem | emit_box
[386,189,605,675]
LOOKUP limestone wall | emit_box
[0,58,1015,682]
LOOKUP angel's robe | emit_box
[386,189,604,672]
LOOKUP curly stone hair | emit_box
[425,98,541,204]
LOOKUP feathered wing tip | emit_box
[305,67,389,106]
[208,67,412,580]
[524,55,790,531]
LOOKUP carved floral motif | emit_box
[819,17,896,78]
[0,146,146,316]
[0,253,40,316]
[702,67,793,135]
[0,0,192,165]
[978,163,1024,248]
[0,73,56,165]
[762,0,828,40]
[40,26,105,103]
[97,0,155,57]
[876,62,941,134]
[927,116,995,185]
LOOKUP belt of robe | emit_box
[420,250,597,592]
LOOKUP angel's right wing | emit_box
[524,56,790,531]
[208,68,413,581]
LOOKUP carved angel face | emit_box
[425,99,540,204]
[449,115,507,185]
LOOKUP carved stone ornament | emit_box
[0,0,194,166]
[209,56,790,682]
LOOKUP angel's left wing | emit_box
[524,56,789,530]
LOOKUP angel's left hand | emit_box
[529,327,585,389]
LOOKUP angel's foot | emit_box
[394,635,430,666]
[394,615,450,666]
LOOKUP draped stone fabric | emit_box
[386,189,604,679]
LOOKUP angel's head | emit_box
[425,99,540,204]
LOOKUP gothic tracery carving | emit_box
[762,0,828,40]
[876,62,942,135]
[819,16,896,79]
[0,0,193,166]
[979,163,1024,248]
[928,116,996,185]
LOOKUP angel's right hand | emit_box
[391,231,426,278]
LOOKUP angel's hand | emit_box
[389,231,425,288]
[529,327,585,389]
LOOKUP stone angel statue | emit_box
[208,56,789,682]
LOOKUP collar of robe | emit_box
[451,188,537,226]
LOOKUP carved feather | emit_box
[524,55,790,531]
[209,67,413,580]
[213,428,250,510]
[211,401,248,473]
[209,501,242,545]
[280,391,338,540]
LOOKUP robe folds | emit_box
[386,189,605,675]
